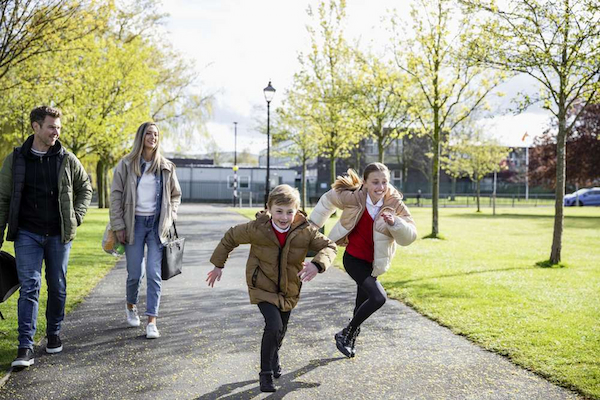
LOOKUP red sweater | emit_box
[273,227,289,247]
[346,210,374,263]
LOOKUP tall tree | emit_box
[464,0,600,263]
[295,0,358,184]
[276,90,320,211]
[390,0,503,238]
[444,126,509,211]
[347,50,412,163]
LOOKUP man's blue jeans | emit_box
[14,230,72,349]
[125,216,163,317]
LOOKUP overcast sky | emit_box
[159,0,551,156]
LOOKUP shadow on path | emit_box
[195,357,344,400]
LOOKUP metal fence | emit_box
[401,193,556,208]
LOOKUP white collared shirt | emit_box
[366,194,383,220]
[271,220,291,233]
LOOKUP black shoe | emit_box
[46,334,63,354]
[11,348,34,368]
[259,371,276,392]
[350,326,360,358]
[335,326,353,358]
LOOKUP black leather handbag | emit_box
[0,251,20,320]
[161,222,185,280]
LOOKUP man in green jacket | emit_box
[0,106,92,369]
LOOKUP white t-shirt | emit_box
[135,162,157,216]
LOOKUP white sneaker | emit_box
[126,305,140,327]
[146,323,160,339]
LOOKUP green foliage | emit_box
[389,0,504,238]
[294,0,358,183]
[347,50,413,163]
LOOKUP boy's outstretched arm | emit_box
[207,222,252,287]
[307,229,337,274]
[206,267,222,287]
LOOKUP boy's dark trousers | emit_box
[258,302,291,373]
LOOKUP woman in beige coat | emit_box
[110,122,181,339]
[309,162,417,358]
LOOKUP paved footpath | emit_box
[0,204,580,399]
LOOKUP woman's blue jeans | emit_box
[14,230,72,349]
[125,216,163,317]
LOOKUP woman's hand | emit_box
[298,262,318,282]
[206,267,223,287]
[382,212,395,226]
[116,229,127,244]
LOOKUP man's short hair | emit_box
[30,106,62,128]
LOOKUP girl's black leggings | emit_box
[343,251,387,329]
[258,302,291,373]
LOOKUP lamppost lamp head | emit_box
[263,81,276,103]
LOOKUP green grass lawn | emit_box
[234,205,600,398]
[0,208,116,374]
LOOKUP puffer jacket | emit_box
[109,157,181,245]
[0,137,92,247]
[210,210,337,312]
[309,185,417,277]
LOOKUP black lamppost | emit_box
[263,81,276,207]
[233,121,238,207]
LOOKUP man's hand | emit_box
[298,262,318,282]
[206,267,223,287]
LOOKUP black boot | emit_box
[259,371,276,392]
[350,326,360,358]
[334,325,356,358]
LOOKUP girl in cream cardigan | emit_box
[309,162,417,358]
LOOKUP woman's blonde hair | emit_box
[125,122,167,176]
[332,162,390,191]
[267,184,301,209]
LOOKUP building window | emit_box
[228,175,250,189]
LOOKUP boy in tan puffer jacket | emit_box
[207,184,337,393]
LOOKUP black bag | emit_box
[0,251,20,320]
[161,222,185,280]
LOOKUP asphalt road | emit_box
[0,204,581,399]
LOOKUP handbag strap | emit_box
[171,221,179,239]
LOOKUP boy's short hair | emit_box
[267,184,301,209]
[30,106,62,128]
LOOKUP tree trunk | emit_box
[103,163,110,208]
[476,177,481,212]
[330,156,336,186]
[431,115,441,238]
[96,160,104,209]
[378,137,384,163]
[451,176,456,201]
[550,109,567,264]
[301,159,307,212]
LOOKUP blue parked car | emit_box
[564,187,600,206]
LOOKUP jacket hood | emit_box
[20,134,64,159]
